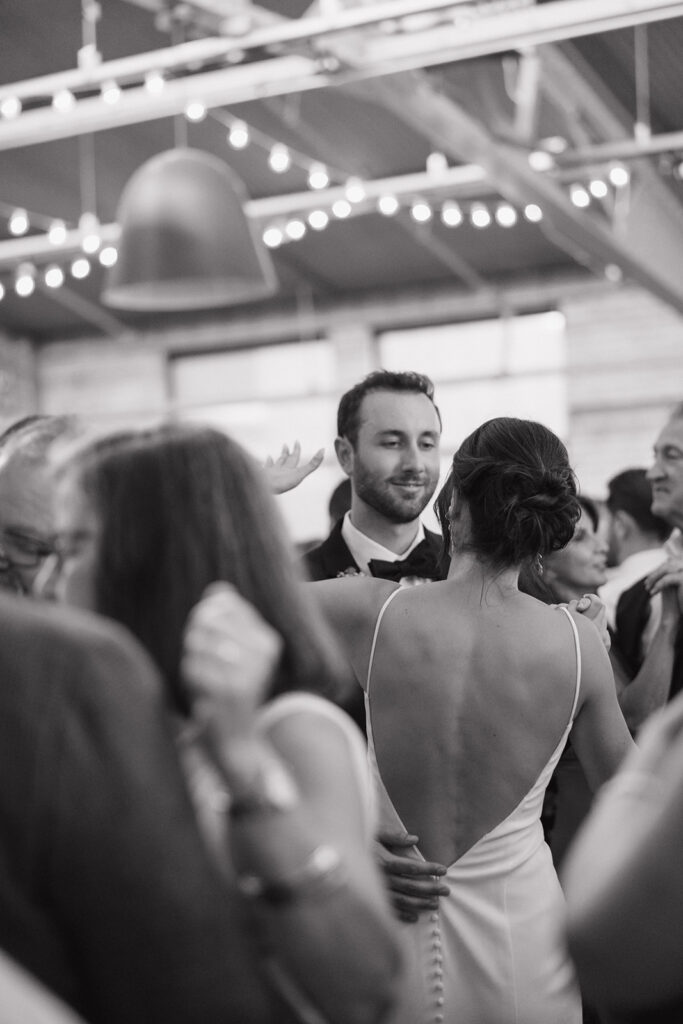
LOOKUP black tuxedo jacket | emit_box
[613,576,683,702]
[303,518,447,582]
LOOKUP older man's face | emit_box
[0,452,55,594]
[647,415,683,530]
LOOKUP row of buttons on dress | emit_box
[429,909,445,1023]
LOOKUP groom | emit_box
[304,369,446,586]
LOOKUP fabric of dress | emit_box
[366,592,582,1024]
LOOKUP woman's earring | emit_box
[534,553,544,576]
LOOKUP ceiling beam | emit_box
[2,0,683,150]
[338,69,683,315]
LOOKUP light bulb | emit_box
[441,201,462,227]
[589,179,608,199]
[308,210,329,230]
[495,203,517,227]
[411,201,432,222]
[71,257,91,279]
[144,71,165,94]
[9,209,29,236]
[44,264,65,288]
[228,121,249,149]
[0,281,5,301]
[263,226,284,248]
[15,264,36,297]
[570,184,590,208]
[98,246,118,267]
[285,219,306,241]
[48,220,68,245]
[269,144,291,174]
[308,164,329,190]
[101,80,121,105]
[524,203,543,223]
[470,203,491,228]
[332,199,351,219]
[53,89,76,112]
[608,164,630,188]
[378,194,399,216]
[185,101,206,122]
[0,96,21,119]
[345,178,366,204]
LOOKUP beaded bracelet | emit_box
[237,844,346,906]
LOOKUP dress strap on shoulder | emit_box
[366,587,402,694]
[558,605,582,720]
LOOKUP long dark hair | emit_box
[58,423,349,713]
[435,417,580,573]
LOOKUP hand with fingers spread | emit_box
[375,831,450,924]
[568,593,611,650]
[264,441,325,494]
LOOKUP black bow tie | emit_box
[368,541,442,583]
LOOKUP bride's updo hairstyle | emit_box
[436,417,580,568]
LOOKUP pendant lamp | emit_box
[102,147,278,311]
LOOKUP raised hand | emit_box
[264,441,325,494]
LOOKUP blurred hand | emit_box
[375,830,450,923]
[264,441,325,494]
[181,582,283,742]
[645,557,683,615]
[564,593,611,650]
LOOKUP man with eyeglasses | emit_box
[0,416,72,596]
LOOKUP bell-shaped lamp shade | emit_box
[102,148,278,311]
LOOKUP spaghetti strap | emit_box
[365,587,402,694]
[558,605,582,721]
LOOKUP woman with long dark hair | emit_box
[38,421,402,1024]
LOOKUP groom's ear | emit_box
[334,436,354,476]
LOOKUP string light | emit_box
[345,178,366,204]
[426,151,448,175]
[332,199,352,219]
[589,179,609,199]
[48,219,68,245]
[44,264,65,288]
[184,100,207,122]
[495,203,517,227]
[528,150,554,172]
[98,246,118,267]
[52,89,76,113]
[470,202,491,228]
[608,164,630,188]
[80,213,101,254]
[377,194,399,216]
[15,264,36,297]
[9,208,29,236]
[0,281,5,301]
[307,209,329,230]
[144,70,165,94]
[410,200,432,222]
[285,218,306,241]
[268,144,291,174]
[262,225,284,248]
[70,257,90,279]
[227,120,249,149]
[441,200,463,227]
[524,203,543,222]
[0,96,21,119]
[101,80,121,105]
[570,184,590,208]
[308,164,329,190]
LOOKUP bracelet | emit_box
[237,844,346,906]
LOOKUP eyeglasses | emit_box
[0,527,56,569]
